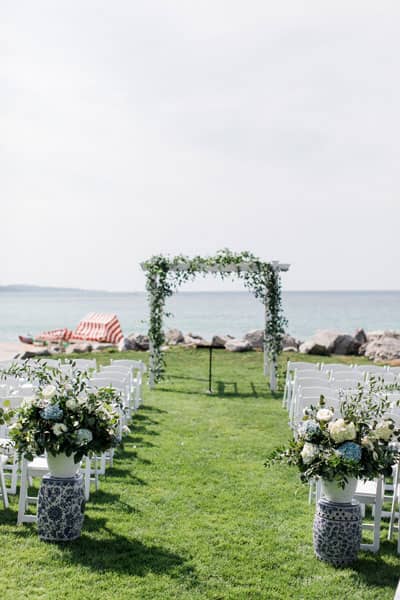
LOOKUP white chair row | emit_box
[284,360,400,412]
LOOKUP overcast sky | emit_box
[2,1,400,292]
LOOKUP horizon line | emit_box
[2,284,400,294]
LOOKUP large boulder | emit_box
[282,334,300,351]
[118,337,137,351]
[134,334,150,351]
[225,339,251,352]
[299,340,330,356]
[244,330,264,350]
[91,342,116,352]
[364,335,400,361]
[366,330,385,342]
[211,334,233,348]
[66,342,93,354]
[299,330,361,356]
[315,330,343,352]
[182,335,197,347]
[354,328,367,346]
[165,329,184,345]
[183,333,210,347]
[19,348,52,359]
[299,330,341,355]
[332,334,360,355]
[124,333,150,351]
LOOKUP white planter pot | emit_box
[47,452,80,478]
[321,477,357,503]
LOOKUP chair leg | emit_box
[83,457,91,501]
[372,480,383,552]
[99,453,106,475]
[0,463,9,509]
[6,454,19,495]
[17,459,28,525]
[388,464,400,541]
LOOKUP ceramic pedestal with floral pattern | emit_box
[37,473,85,542]
[313,498,362,566]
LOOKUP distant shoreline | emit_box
[2,285,400,295]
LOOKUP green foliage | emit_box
[0,360,121,461]
[143,249,287,383]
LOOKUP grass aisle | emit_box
[0,349,399,599]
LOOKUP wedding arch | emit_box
[141,249,290,391]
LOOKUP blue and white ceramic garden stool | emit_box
[37,473,85,542]
[313,498,362,566]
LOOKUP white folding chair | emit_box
[17,456,49,524]
[353,477,384,553]
[330,379,365,393]
[330,371,366,384]
[42,359,60,369]
[0,396,24,495]
[290,373,330,427]
[58,363,73,377]
[365,367,387,381]
[73,358,97,372]
[111,359,147,409]
[283,361,320,409]
[387,457,400,553]
[88,376,128,475]
[321,363,354,375]
[0,453,9,509]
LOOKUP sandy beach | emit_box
[0,341,36,362]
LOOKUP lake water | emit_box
[0,289,399,343]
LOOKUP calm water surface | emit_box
[0,289,398,342]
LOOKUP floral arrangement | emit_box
[266,381,400,487]
[0,361,122,462]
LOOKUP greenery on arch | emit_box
[142,249,287,384]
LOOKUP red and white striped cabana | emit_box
[36,328,73,342]
[72,313,124,344]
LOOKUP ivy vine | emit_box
[142,249,288,385]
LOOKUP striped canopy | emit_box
[36,328,73,342]
[72,313,124,344]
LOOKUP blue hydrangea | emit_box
[40,404,63,421]
[337,441,362,463]
[76,428,93,444]
[299,420,321,440]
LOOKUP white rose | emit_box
[316,408,334,423]
[77,394,88,406]
[42,385,57,399]
[361,435,374,450]
[328,418,356,443]
[66,398,78,410]
[374,420,394,442]
[300,442,319,465]
[52,423,68,436]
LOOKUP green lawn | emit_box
[0,349,399,599]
